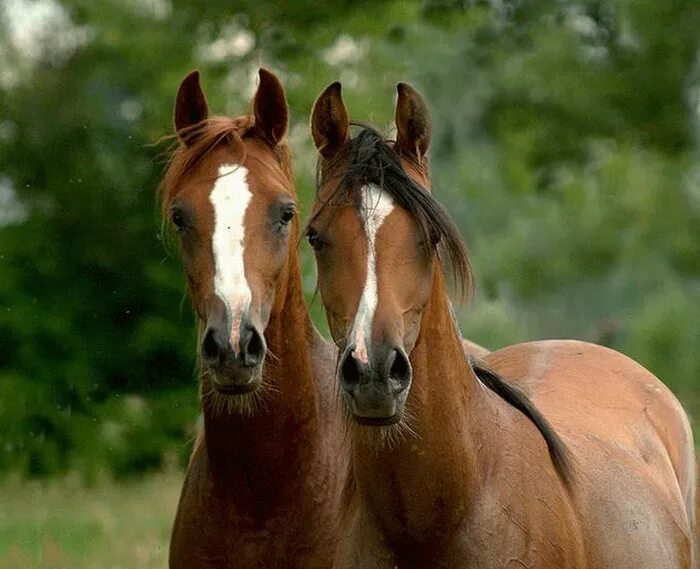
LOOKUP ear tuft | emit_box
[174,70,209,144]
[310,82,349,159]
[254,68,289,146]
[395,82,431,161]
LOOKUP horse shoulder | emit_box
[437,455,583,567]
[169,442,232,568]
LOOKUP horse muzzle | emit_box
[201,296,266,394]
[338,343,412,424]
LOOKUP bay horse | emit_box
[160,69,345,569]
[308,81,696,568]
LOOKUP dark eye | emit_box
[171,207,185,231]
[280,204,295,225]
[306,227,324,251]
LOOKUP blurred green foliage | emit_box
[0,0,698,477]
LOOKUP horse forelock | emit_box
[158,115,294,220]
[312,125,474,303]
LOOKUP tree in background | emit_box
[417,0,700,394]
[0,0,698,477]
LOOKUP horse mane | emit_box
[313,125,474,302]
[469,356,573,488]
[158,115,294,220]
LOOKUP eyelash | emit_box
[171,208,186,231]
[306,228,324,251]
[280,205,295,225]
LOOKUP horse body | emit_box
[486,339,695,569]
[308,81,695,568]
[337,274,694,569]
[163,69,345,568]
[335,274,584,569]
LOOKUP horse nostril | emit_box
[388,349,411,388]
[241,326,265,368]
[202,328,221,365]
[340,350,362,389]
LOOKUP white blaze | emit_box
[209,164,253,353]
[350,184,394,364]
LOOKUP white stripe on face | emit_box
[209,164,253,354]
[350,184,395,365]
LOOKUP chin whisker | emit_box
[265,347,280,363]
[339,395,420,453]
[200,372,276,417]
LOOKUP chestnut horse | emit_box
[308,81,696,568]
[161,69,345,568]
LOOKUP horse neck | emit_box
[202,224,320,496]
[352,269,492,542]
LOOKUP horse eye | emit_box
[306,228,323,251]
[171,208,185,231]
[280,205,295,225]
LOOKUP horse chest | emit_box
[224,523,333,569]
[171,445,339,569]
[172,502,335,569]
[366,471,465,548]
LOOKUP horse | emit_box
[160,68,345,569]
[307,80,696,568]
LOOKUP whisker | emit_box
[337,385,420,453]
[265,347,280,363]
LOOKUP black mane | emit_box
[314,125,474,301]
[470,356,573,488]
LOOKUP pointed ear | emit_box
[310,82,349,159]
[253,68,289,146]
[395,82,431,161]
[174,70,209,144]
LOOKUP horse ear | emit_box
[174,70,209,144]
[395,82,431,161]
[310,82,349,159]
[253,68,289,146]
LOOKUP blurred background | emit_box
[1,0,699,566]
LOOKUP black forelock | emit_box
[313,125,474,302]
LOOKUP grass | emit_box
[0,469,182,569]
